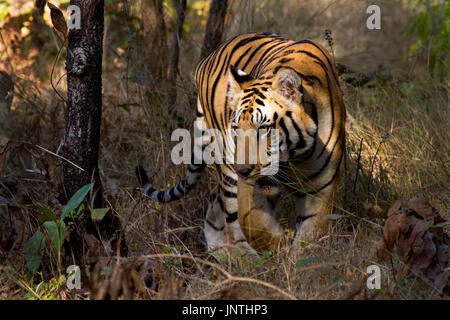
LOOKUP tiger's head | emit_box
[226,65,318,180]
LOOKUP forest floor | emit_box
[0,0,448,300]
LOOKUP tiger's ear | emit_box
[228,65,253,93]
[273,68,302,105]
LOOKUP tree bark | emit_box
[142,0,169,90]
[200,0,228,60]
[167,0,187,108]
[63,0,104,208]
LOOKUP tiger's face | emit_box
[227,66,317,180]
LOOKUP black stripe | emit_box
[286,111,305,149]
[273,112,278,122]
[223,190,237,198]
[279,57,293,64]
[242,40,274,70]
[296,214,316,224]
[209,52,231,133]
[231,47,252,74]
[296,39,339,84]
[226,212,238,223]
[196,109,204,117]
[169,187,176,199]
[255,98,265,106]
[256,42,294,77]
[316,69,334,158]
[297,149,343,197]
[224,174,238,186]
[279,117,292,149]
[306,121,344,180]
[255,90,266,99]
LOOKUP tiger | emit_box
[136,32,345,255]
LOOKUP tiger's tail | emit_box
[135,159,206,203]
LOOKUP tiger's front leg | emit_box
[237,178,285,252]
[221,187,259,257]
[208,166,258,256]
[204,192,228,252]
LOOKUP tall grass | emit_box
[0,0,448,299]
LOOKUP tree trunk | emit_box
[167,0,187,108]
[63,0,104,208]
[31,0,46,46]
[200,0,228,60]
[32,0,46,23]
[142,0,169,91]
[62,0,127,263]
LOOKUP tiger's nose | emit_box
[234,165,253,177]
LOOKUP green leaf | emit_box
[68,203,84,219]
[100,267,111,276]
[0,2,9,21]
[26,231,45,273]
[163,247,172,254]
[62,183,93,219]
[28,205,58,223]
[90,208,110,222]
[296,256,325,268]
[43,221,66,251]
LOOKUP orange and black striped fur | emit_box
[136,33,345,254]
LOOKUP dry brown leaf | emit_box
[387,200,408,217]
[436,243,450,266]
[376,239,390,261]
[433,271,450,294]
[383,212,409,252]
[89,258,148,300]
[406,217,428,251]
[47,3,68,37]
[407,193,435,219]
[411,233,436,274]
[364,201,387,219]
[376,194,449,296]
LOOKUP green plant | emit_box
[407,0,450,81]
[25,183,110,274]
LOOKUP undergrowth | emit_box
[0,0,448,300]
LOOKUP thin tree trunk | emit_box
[31,0,46,46]
[32,0,46,23]
[62,0,127,262]
[63,0,104,208]
[167,0,187,108]
[142,0,169,91]
[200,0,228,60]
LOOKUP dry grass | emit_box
[0,0,448,300]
